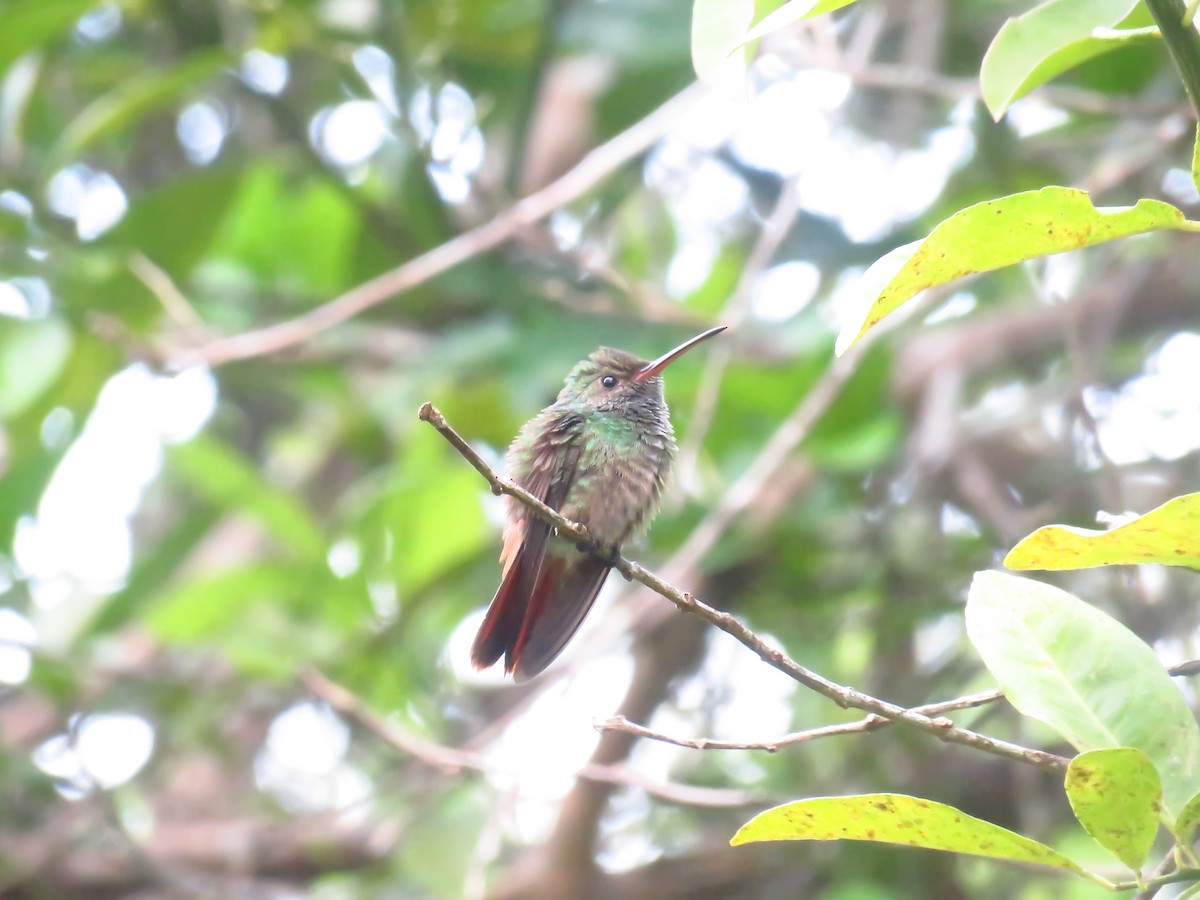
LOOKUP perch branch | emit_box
[417,403,1071,774]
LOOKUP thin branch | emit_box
[129,252,207,331]
[177,83,707,369]
[597,690,1002,752]
[600,656,1200,752]
[1173,658,1200,677]
[301,668,761,809]
[1134,848,1180,900]
[675,177,802,485]
[1124,867,1200,896]
[658,328,888,585]
[417,403,1070,774]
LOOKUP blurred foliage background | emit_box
[2,0,1200,897]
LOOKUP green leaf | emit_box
[1174,791,1200,843]
[169,436,326,560]
[1192,123,1200,197]
[733,0,859,50]
[147,563,351,678]
[210,163,362,295]
[148,564,294,641]
[0,0,99,73]
[1064,748,1162,871]
[981,0,1154,119]
[106,168,244,279]
[0,317,72,419]
[691,0,756,94]
[835,188,1195,356]
[86,509,221,636]
[359,429,489,594]
[966,571,1200,817]
[1006,492,1200,571]
[731,793,1092,878]
[52,51,230,165]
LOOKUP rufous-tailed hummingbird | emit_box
[471,326,726,681]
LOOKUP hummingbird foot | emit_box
[575,539,622,567]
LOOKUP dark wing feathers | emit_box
[470,413,584,675]
[511,555,610,682]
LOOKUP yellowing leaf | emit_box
[1065,748,1161,871]
[1192,123,1200,197]
[1005,492,1200,570]
[731,793,1092,879]
[835,188,1195,356]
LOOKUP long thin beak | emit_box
[634,325,727,381]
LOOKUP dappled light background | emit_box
[2,0,1200,897]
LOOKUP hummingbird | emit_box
[471,326,727,682]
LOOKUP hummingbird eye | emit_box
[600,374,618,389]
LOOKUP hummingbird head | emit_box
[558,326,727,416]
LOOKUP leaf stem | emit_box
[1114,867,1200,892]
[1144,0,1200,119]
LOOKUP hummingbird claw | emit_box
[575,539,621,566]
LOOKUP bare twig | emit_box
[417,403,1071,774]
[1172,658,1200,677]
[96,790,211,898]
[600,655,1200,752]
[597,690,1002,752]
[129,252,207,331]
[301,668,761,808]
[675,177,802,485]
[663,335,875,581]
[177,83,706,369]
[506,0,570,194]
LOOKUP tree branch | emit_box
[600,656,1200,752]
[301,668,762,809]
[417,403,1071,774]
[176,83,706,369]
[675,176,802,485]
[597,690,1002,752]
